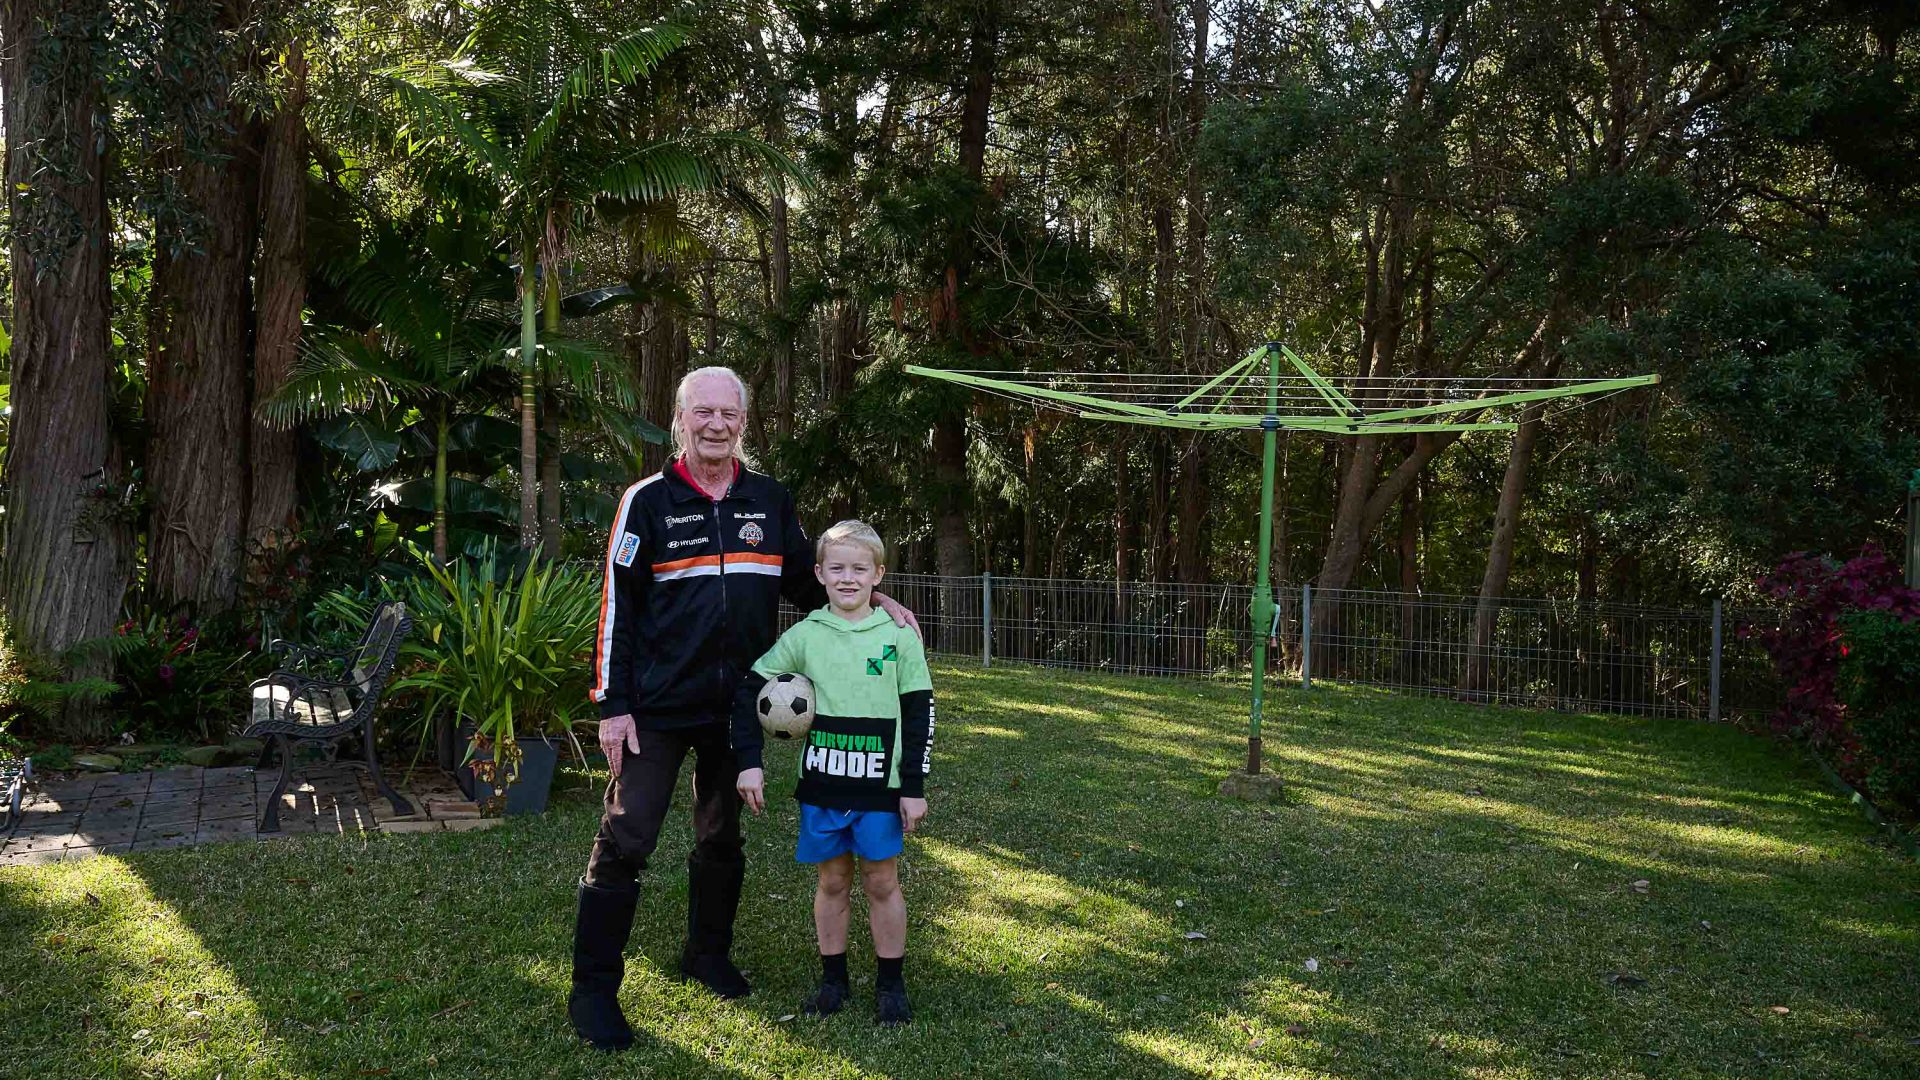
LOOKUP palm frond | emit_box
[525,21,690,164]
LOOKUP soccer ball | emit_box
[757,672,815,740]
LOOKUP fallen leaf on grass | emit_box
[1770,1006,1790,1015]
[776,1014,796,1023]
[1466,786,1485,796]
[1332,957,1355,968]
[345,990,366,1003]
[285,878,310,885]
[85,892,101,907]
[133,1028,152,1042]
[1629,879,1651,893]
[1303,958,1320,973]
[1174,899,1185,908]
[1284,1024,1306,1037]
[1045,982,1060,990]
[1248,1036,1267,1049]
[47,933,67,947]
[1607,972,1647,989]
[431,1000,474,1020]
[1183,931,1207,940]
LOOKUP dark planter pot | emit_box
[456,732,560,816]
[433,714,459,772]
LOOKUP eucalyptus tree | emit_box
[380,0,799,548]
[1,0,129,740]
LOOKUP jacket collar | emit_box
[664,456,748,505]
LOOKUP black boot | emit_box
[679,849,750,999]
[569,877,638,1052]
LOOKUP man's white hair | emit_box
[671,366,755,466]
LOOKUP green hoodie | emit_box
[730,607,934,811]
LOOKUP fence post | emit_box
[1300,583,1313,690]
[1710,597,1723,723]
[981,573,993,668]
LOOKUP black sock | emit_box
[876,954,904,991]
[821,952,849,985]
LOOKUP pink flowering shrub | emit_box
[1751,544,1920,817]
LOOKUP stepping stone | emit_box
[69,828,134,847]
[72,753,123,772]
[12,812,83,836]
[142,804,201,828]
[61,842,131,860]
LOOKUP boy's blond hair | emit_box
[815,520,886,566]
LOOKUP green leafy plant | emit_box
[88,614,267,744]
[388,541,600,796]
[1836,610,1920,820]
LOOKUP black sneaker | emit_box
[875,984,912,1027]
[801,978,849,1017]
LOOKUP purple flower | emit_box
[157,663,176,685]
[182,627,200,644]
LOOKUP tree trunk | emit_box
[1465,386,1552,693]
[433,403,450,564]
[247,42,307,570]
[148,35,258,616]
[771,185,793,439]
[1174,432,1206,583]
[539,390,563,558]
[1,0,129,740]
[1147,433,1171,582]
[930,0,999,584]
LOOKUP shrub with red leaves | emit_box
[1751,544,1920,812]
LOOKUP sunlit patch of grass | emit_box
[3,663,1915,1079]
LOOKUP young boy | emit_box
[733,520,933,1026]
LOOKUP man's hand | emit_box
[899,796,928,834]
[599,714,642,779]
[737,768,766,815]
[873,591,922,639]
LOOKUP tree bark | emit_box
[930,0,999,582]
[771,185,793,439]
[247,42,307,570]
[147,10,258,615]
[1,0,129,739]
[1464,403,1546,694]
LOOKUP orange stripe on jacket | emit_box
[727,552,784,567]
[650,553,724,573]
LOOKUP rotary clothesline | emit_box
[907,342,1662,782]
[908,343,1658,435]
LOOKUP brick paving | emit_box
[0,763,499,867]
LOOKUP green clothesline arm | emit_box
[1173,345,1266,411]
[904,365,1174,421]
[1074,409,1516,434]
[1361,373,1662,424]
[1279,344,1359,418]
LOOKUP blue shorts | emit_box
[796,803,904,863]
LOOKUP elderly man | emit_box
[568,366,916,1052]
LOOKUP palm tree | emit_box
[380,1,801,548]
[259,212,630,562]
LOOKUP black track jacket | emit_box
[591,459,827,727]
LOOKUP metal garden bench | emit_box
[245,600,415,831]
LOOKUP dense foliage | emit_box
[1752,545,1920,817]
[2,0,1916,743]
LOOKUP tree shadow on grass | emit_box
[3,662,1915,1079]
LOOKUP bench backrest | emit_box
[346,602,410,704]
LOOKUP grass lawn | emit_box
[2,664,1915,1079]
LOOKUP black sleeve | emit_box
[592,485,652,719]
[731,670,771,772]
[779,488,828,611]
[898,689,934,798]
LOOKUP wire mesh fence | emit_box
[787,573,1784,721]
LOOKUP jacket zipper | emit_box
[713,487,729,704]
